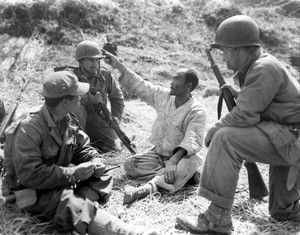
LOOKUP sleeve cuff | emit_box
[63,167,77,185]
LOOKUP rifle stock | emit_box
[205,48,268,199]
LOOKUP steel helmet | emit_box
[75,40,104,61]
[211,15,260,49]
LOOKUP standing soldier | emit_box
[176,15,300,234]
[58,40,125,153]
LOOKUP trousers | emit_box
[74,105,121,153]
[124,149,202,194]
[199,126,300,221]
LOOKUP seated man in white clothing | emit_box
[103,50,207,205]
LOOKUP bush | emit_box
[259,27,284,47]
[1,3,33,37]
[203,7,242,29]
[0,0,118,44]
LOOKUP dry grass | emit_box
[0,0,300,234]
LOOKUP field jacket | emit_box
[119,69,206,157]
[2,104,102,192]
[57,66,125,120]
[212,48,300,187]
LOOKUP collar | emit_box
[41,104,57,128]
[233,47,261,87]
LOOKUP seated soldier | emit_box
[1,71,159,235]
[56,40,125,153]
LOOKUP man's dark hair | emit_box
[45,95,75,108]
[184,69,199,91]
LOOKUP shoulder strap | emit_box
[217,94,223,120]
[100,67,114,94]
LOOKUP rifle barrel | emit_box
[0,80,29,139]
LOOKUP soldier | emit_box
[58,40,125,153]
[1,71,159,235]
[176,15,300,234]
[102,50,206,205]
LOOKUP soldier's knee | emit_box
[213,127,237,144]
[124,157,140,178]
[124,158,134,174]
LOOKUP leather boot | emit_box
[88,207,159,235]
[176,203,233,234]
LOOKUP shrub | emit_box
[259,27,284,47]
[1,3,33,37]
[203,7,242,29]
[0,0,118,44]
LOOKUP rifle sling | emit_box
[217,94,224,120]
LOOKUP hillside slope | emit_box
[0,0,299,234]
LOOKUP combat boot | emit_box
[88,207,160,235]
[176,203,233,234]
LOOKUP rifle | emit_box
[0,80,29,142]
[0,80,29,178]
[89,87,136,154]
[205,47,268,199]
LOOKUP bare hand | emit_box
[112,115,121,125]
[101,49,120,68]
[220,84,239,98]
[89,91,102,104]
[93,162,106,178]
[101,49,126,74]
[74,162,95,181]
[164,162,177,184]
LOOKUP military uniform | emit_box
[1,71,158,235]
[199,48,300,221]
[176,15,300,234]
[2,105,113,231]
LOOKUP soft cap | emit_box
[43,71,90,98]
